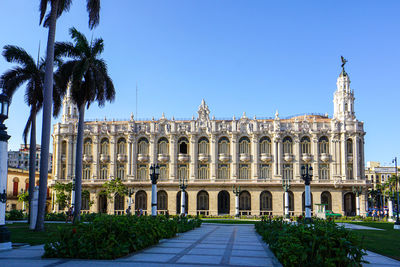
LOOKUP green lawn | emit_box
[348,222,400,261]
[7,223,75,245]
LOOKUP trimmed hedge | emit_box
[43,215,202,259]
[255,218,367,267]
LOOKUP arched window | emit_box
[137,164,148,180]
[218,190,230,215]
[117,163,125,179]
[114,193,125,213]
[61,140,67,156]
[197,191,209,211]
[81,190,90,211]
[218,137,230,154]
[283,164,293,180]
[157,190,168,211]
[83,138,92,155]
[239,164,250,180]
[260,191,272,211]
[138,137,149,154]
[218,164,230,180]
[83,164,91,180]
[100,138,109,155]
[259,136,271,154]
[259,164,271,179]
[117,138,126,155]
[159,164,168,180]
[239,136,250,154]
[283,137,293,154]
[13,177,19,196]
[321,191,332,211]
[178,137,189,154]
[239,191,251,211]
[61,141,67,179]
[178,164,188,181]
[347,163,354,180]
[319,164,329,180]
[198,137,209,154]
[197,164,209,180]
[158,137,169,154]
[135,190,147,212]
[347,139,353,155]
[318,136,329,154]
[100,164,108,179]
[301,136,311,154]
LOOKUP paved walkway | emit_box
[0,224,281,267]
[337,223,385,230]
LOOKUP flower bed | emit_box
[43,215,202,259]
[255,218,367,266]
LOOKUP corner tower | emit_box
[61,86,78,123]
[333,57,355,121]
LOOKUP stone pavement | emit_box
[337,222,385,230]
[0,224,282,267]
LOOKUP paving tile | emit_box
[231,249,271,257]
[232,244,265,251]
[142,246,186,254]
[230,256,276,266]
[158,242,193,248]
[195,243,226,249]
[177,254,223,264]
[122,252,175,262]
[187,247,225,255]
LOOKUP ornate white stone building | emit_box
[51,67,369,216]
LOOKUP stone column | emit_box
[272,136,278,176]
[54,136,61,179]
[169,135,177,181]
[312,136,319,179]
[149,134,156,165]
[294,137,300,179]
[277,139,282,177]
[231,134,238,180]
[131,137,137,180]
[341,133,347,179]
[189,136,197,181]
[354,135,360,180]
[67,135,74,179]
[93,135,99,179]
[252,135,259,180]
[110,135,116,178]
[330,134,337,179]
[127,137,132,176]
[210,134,217,181]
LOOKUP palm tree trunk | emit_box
[73,103,85,223]
[28,110,36,225]
[35,0,59,231]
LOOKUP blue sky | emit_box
[0,1,399,165]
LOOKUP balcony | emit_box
[198,153,209,162]
[83,154,92,163]
[117,154,127,162]
[283,153,293,162]
[137,154,149,163]
[218,153,230,162]
[347,154,353,162]
[320,153,330,162]
[260,153,272,162]
[178,153,190,163]
[240,153,251,162]
[157,153,169,163]
[301,153,312,163]
[100,154,110,163]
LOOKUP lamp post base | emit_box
[0,225,11,251]
[394,224,400,230]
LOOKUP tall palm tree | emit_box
[37,0,100,231]
[55,27,115,222]
[0,45,62,226]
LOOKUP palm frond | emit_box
[0,67,30,97]
[91,38,104,56]
[39,0,49,25]
[3,45,36,68]
[87,0,100,29]
[55,42,80,59]
[69,28,90,55]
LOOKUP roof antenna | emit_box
[136,82,138,120]
[37,40,41,68]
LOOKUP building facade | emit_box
[8,144,53,173]
[51,68,369,216]
[365,161,398,189]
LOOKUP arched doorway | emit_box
[239,191,251,215]
[197,190,209,215]
[99,192,107,213]
[218,190,230,215]
[176,191,189,215]
[135,190,147,215]
[157,190,168,215]
[321,191,332,211]
[344,192,356,216]
[114,193,125,215]
[260,191,272,216]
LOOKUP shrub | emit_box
[255,219,367,266]
[6,210,24,220]
[45,212,67,221]
[43,215,201,259]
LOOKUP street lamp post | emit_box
[178,174,187,216]
[393,157,400,229]
[0,92,11,251]
[282,178,291,219]
[71,178,75,211]
[233,186,241,218]
[150,164,160,216]
[301,165,313,224]
[352,186,363,217]
[126,188,134,215]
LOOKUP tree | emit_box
[101,178,128,200]
[55,27,115,222]
[53,181,73,209]
[0,45,62,224]
[36,0,101,231]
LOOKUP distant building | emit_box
[7,144,52,173]
[365,161,398,189]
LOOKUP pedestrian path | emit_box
[0,224,281,267]
[337,223,384,230]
